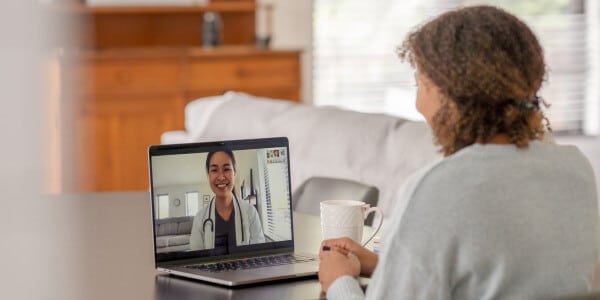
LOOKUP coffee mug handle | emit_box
[362,207,383,247]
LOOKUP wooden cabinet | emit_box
[59,1,302,192]
[73,93,184,191]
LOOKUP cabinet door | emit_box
[72,94,185,192]
[76,59,181,96]
[186,54,301,101]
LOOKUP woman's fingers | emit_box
[321,237,357,251]
[321,244,350,256]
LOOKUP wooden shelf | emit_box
[51,1,258,48]
[54,2,256,14]
[74,46,301,60]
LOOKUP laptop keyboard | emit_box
[184,254,316,273]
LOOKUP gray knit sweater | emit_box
[327,141,599,300]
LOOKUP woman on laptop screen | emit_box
[190,150,265,253]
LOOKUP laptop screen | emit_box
[149,137,294,263]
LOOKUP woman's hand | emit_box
[320,237,379,277]
[318,246,360,292]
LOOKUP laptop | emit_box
[148,137,319,286]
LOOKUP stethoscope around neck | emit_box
[202,193,245,242]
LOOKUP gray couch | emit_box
[155,216,193,253]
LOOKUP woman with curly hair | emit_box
[318,5,598,299]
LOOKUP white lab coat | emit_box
[189,197,265,250]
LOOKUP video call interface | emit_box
[151,147,293,258]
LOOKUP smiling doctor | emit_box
[190,150,265,253]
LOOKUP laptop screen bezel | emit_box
[148,137,295,265]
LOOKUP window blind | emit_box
[313,0,594,134]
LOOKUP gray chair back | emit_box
[292,176,379,225]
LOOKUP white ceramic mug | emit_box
[320,200,383,246]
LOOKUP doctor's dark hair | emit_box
[205,150,237,173]
[398,5,550,156]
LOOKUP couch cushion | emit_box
[155,235,171,248]
[185,94,231,136]
[155,216,194,236]
[157,222,179,236]
[178,219,193,235]
[155,235,190,248]
[168,235,190,247]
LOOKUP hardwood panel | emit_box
[82,10,254,48]
[78,95,184,191]
[56,1,255,14]
[52,1,256,48]
[220,12,255,45]
[93,14,203,48]
[186,56,299,90]
[76,58,181,96]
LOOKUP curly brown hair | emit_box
[398,5,550,156]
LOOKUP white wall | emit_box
[585,0,600,135]
[259,0,313,103]
[0,2,52,299]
